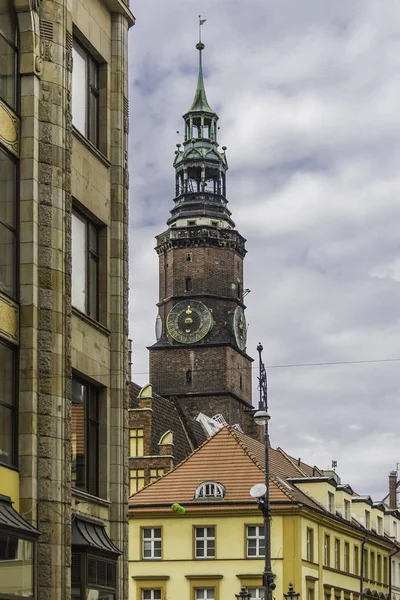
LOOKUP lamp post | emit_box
[283,583,300,600]
[254,342,275,600]
[235,587,251,600]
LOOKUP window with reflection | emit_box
[72,38,99,147]
[0,0,18,110]
[0,534,34,597]
[0,147,16,299]
[0,342,16,466]
[71,209,100,320]
[71,377,99,496]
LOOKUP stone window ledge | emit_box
[72,126,111,168]
[72,306,111,337]
[72,487,111,508]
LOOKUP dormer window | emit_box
[195,481,225,500]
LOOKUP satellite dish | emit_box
[250,483,267,499]
[155,314,163,341]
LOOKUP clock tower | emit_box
[149,40,254,433]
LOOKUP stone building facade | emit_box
[0,0,134,598]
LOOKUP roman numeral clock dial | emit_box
[166,300,213,344]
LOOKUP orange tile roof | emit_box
[129,425,322,512]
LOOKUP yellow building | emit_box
[129,426,395,600]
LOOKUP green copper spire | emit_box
[188,42,215,114]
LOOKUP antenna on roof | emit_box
[332,460,337,472]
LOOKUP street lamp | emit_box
[283,583,300,600]
[235,587,251,600]
[254,343,275,600]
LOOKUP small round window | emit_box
[195,481,225,500]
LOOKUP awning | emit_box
[72,514,122,557]
[0,494,40,539]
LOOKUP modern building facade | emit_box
[148,39,256,438]
[0,0,134,597]
[129,426,396,600]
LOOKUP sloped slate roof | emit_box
[0,495,40,539]
[130,383,206,464]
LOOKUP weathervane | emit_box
[198,15,207,43]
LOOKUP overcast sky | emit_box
[128,0,400,500]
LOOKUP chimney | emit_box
[389,470,397,509]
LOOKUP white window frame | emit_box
[344,499,350,520]
[142,590,162,600]
[248,588,264,600]
[195,588,214,600]
[246,525,265,558]
[142,528,161,560]
[195,481,225,499]
[328,491,335,513]
[377,516,383,535]
[195,526,215,559]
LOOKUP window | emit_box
[0,535,34,596]
[195,482,225,499]
[0,148,17,299]
[354,545,359,575]
[185,276,192,292]
[187,220,196,226]
[150,469,164,483]
[377,554,382,583]
[324,534,330,567]
[248,588,263,600]
[130,469,145,495]
[307,589,315,600]
[72,553,117,600]
[195,589,214,600]
[72,210,100,320]
[328,491,335,513]
[0,342,16,466]
[239,374,243,390]
[370,552,375,581]
[71,377,99,496]
[377,516,383,535]
[363,549,368,580]
[195,527,215,559]
[186,253,192,262]
[186,369,192,385]
[142,590,161,600]
[72,38,99,147]
[142,528,161,560]
[344,542,350,572]
[306,528,314,562]
[246,525,265,557]
[0,2,18,110]
[365,510,370,529]
[344,499,350,520]
[394,520,398,538]
[383,556,388,584]
[130,428,144,457]
[334,538,340,570]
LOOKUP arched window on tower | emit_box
[186,369,192,385]
[239,375,243,391]
[185,276,192,292]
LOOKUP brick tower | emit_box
[149,39,254,433]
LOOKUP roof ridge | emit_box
[128,425,231,503]
[229,427,265,472]
[276,447,308,476]
[229,429,304,503]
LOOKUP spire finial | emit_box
[187,17,214,114]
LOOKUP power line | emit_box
[16,356,400,380]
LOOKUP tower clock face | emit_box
[167,300,213,344]
[232,306,247,351]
